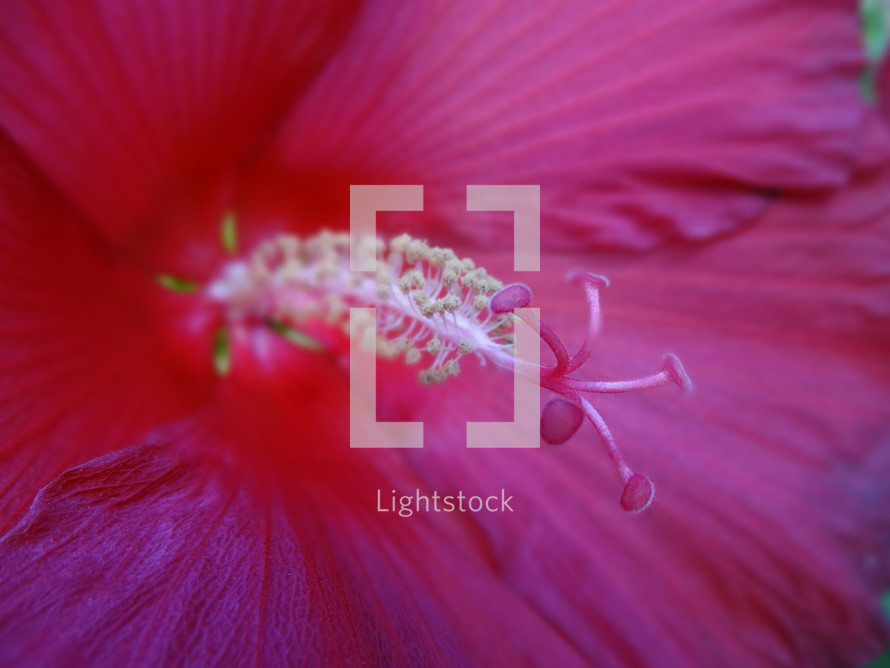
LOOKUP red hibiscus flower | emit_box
[0,1,887,666]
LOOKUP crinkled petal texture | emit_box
[0,408,595,666]
[0,444,471,666]
[262,0,866,250]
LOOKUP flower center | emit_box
[190,227,690,513]
[206,230,518,383]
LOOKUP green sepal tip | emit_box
[268,320,325,351]
[221,211,238,255]
[213,328,232,376]
[157,274,200,293]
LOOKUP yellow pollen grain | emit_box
[439,295,461,313]
[406,239,429,264]
[390,233,412,253]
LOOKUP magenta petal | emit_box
[271,0,865,249]
[0,444,478,666]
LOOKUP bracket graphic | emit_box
[349,185,541,449]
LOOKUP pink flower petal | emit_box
[0,0,359,249]
[266,0,866,249]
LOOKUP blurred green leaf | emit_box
[862,591,890,667]
[863,0,890,60]
[864,649,890,668]
[861,0,890,101]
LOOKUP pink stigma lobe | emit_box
[489,283,533,313]
[541,399,585,445]
[620,474,655,513]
